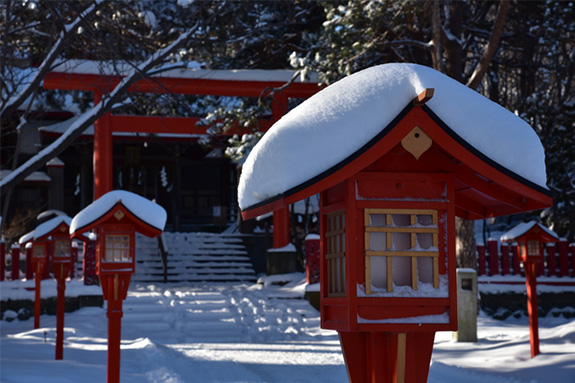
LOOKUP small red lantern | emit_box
[70,190,166,383]
[501,221,558,358]
[501,221,558,264]
[20,230,46,330]
[33,215,73,360]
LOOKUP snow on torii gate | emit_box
[43,61,321,246]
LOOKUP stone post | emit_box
[453,268,478,342]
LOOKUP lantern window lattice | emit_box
[33,244,45,259]
[326,210,346,297]
[104,235,131,262]
[54,240,70,259]
[364,208,440,294]
[527,240,540,257]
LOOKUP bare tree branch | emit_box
[466,0,510,89]
[0,25,200,196]
[0,1,105,121]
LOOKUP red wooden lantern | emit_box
[238,64,552,382]
[70,190,166,383]
[33,215,73,360]
[501,221,558,263]
[24,230,47,330]
[501,221,557,358]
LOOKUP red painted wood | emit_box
[488,239,499,276]
[305,237,320,284]
[55,270,66,360]
[272,207,290,248]
[557,239,569,277]
[25,245,33,280]
[571,244,575,277]
[44,72,322,98]
[33,262,45,329]
[546,243,556,277]
[511,243,521,275]
[477,244,486,276]
[339,331,435,383]
[524,262,540,358]
[10,245,20,281]
[109,114,274,135]
[501,242,510,275]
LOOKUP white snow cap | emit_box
[34,216,72,240]
[70,190,167,234]
[500,221,558,242]
[238,63,547,210]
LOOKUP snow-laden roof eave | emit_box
[70,190,167,237]
[240,102,552,220]
[33,216,72,241]
[49,59,319,84]
[501,221,559,242]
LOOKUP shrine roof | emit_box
[500,221,558,242]
[70,190,167,235]
[34,216,72,241]
[238,63,550,218]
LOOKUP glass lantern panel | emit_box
[416,214,434,226]
[369,232,387,250]
[416,233,433,250]
[104,235,131,262]
[417,257,434,283]
[54,240,70,259]
[370,256,387,289]
[33,244,45,258]
[369,214,387,226]
[392,256,412,286]
[364,208,441,294]
[527,241,540,257]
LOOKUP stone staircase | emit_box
[133,232,257,283]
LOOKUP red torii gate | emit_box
[43,62,322,247]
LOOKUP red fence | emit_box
[477,239,575,277]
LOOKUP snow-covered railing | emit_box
[477,239,575,278]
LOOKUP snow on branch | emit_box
[0,24,202,195]
[0,1,105,121]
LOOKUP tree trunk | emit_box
[455,217,477,269]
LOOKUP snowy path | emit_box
[1,280,574,383]
[118,283,347,383]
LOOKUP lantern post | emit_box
[33,216,73,359]
[31,241,48,329]
[238,65,553,383]
[501,221,558,358]
[71,190,166,383]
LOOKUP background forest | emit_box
[1,0,574,254]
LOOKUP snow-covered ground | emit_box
[1,276,574,383]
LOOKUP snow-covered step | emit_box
[133,232,257,283]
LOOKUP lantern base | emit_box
[99,273,132,301]
[339,331,435,383]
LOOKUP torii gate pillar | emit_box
[93,91,113,199]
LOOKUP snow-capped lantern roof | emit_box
[34,216,72,241]
[70,190,166,238]
[239,63,552,220]
[18,230,35,245]
[500,221,558,243]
